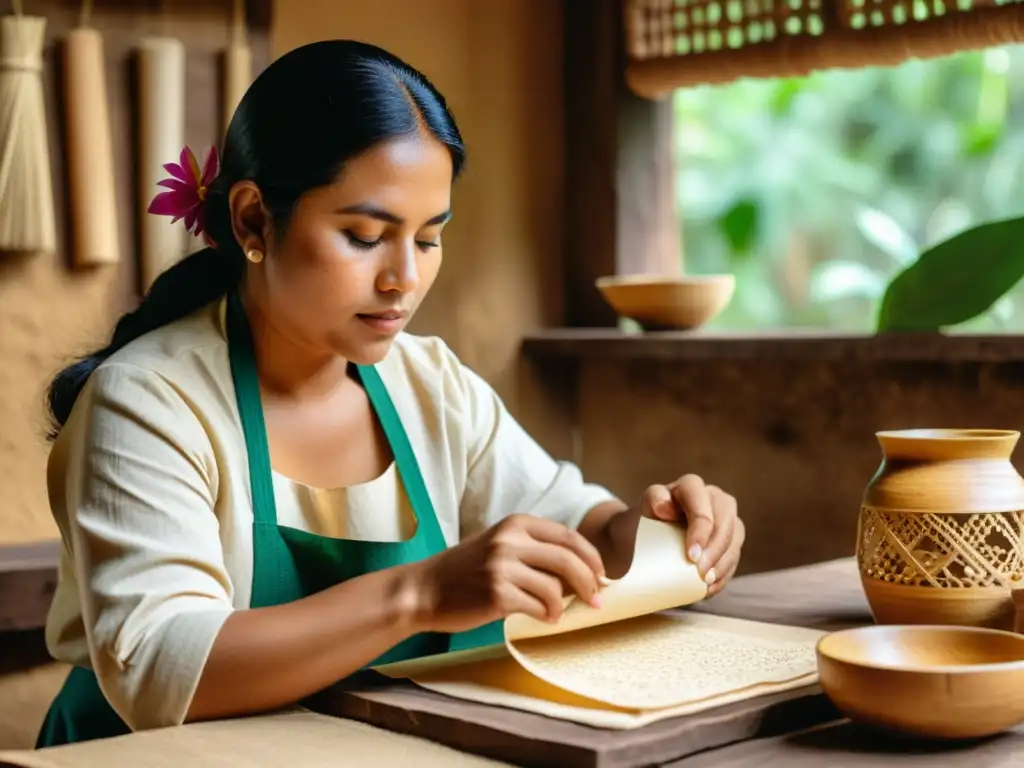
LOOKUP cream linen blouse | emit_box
[43,298,617,732]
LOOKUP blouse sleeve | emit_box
[55,362,234,731]
[446,350,620,538]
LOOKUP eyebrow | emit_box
[336,203,451,226]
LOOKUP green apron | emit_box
[36,291,502,748]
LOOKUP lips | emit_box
[356,309,408,335]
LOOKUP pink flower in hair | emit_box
[147,145,220,245]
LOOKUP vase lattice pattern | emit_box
[858,506,1024,589]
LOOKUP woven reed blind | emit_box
[625,0,1024,97]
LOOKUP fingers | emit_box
[670,474,715,563]
[706,565,736,598]
[518,515,606,580]
[494,581,552,623]
[504,561,567,621]
[706,518,745,597]
[518,540,602,608]
[495,515,604,608]
[716,516,745,578]
[641,484,677,521]
[658,476,743,589]
[696,485,737,581]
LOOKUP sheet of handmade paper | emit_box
[507,611,822,710]
[405,613,826,729]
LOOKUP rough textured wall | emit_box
[272,0,571,454]
[576,358,1024,574]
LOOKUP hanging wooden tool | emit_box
[0,0,56,255]
[136,2,186,292]
[63,0,119,268]
[222,0,251,136]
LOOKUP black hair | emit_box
[45,39,465,439]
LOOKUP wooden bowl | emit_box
[817,625,1024,739]
[594,274,735,330]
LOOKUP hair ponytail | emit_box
[45,248,242,438]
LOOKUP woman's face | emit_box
[241,133,454,365]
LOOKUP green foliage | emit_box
[717,199,759,259]
[673,44,1024,333]
[876,215,1024,331]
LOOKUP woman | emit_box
[36,40,745,747]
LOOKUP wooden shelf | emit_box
[522,328,1024,362]
[0,542,60,633]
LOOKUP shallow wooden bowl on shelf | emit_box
[594,274,735,330]
[816,624,1024,740]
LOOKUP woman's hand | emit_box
[410,514,606,634]
[641,474,744,597]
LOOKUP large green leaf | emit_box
[718,198,760,261]
[876,215,1024,332]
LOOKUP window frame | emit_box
[551,0,1024,362]
[562,0,680,329]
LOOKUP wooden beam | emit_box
[562,0,679,328]
[563,0,619,327]
[522,328,1024,363]
[617,88,680,276]
[78,0,274,30]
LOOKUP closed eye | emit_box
[344,231,381,250]
[344,231,439,252]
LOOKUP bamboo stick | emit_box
[62,0,119,267]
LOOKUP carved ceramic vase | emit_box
[857,429,1024,631]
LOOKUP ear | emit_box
[228,180,273,256]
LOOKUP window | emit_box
[674,44,1024,333]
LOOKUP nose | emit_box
[377,242,420,294]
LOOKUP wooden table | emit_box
[314,557,1024,766]
[680,561,1024,766]
[676,720,1024,767]
[3,557,1024,767]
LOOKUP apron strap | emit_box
[356,363,450,552]
[226,291,278,526]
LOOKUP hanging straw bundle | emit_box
[0,0,56,255]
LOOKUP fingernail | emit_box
[688,546,702,562]
[590,594,603,609]
[704,568,717,585]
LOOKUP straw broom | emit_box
[0,0,56,255]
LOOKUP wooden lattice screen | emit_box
[624,0,1024,97]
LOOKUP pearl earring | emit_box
[246,249,264,263]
